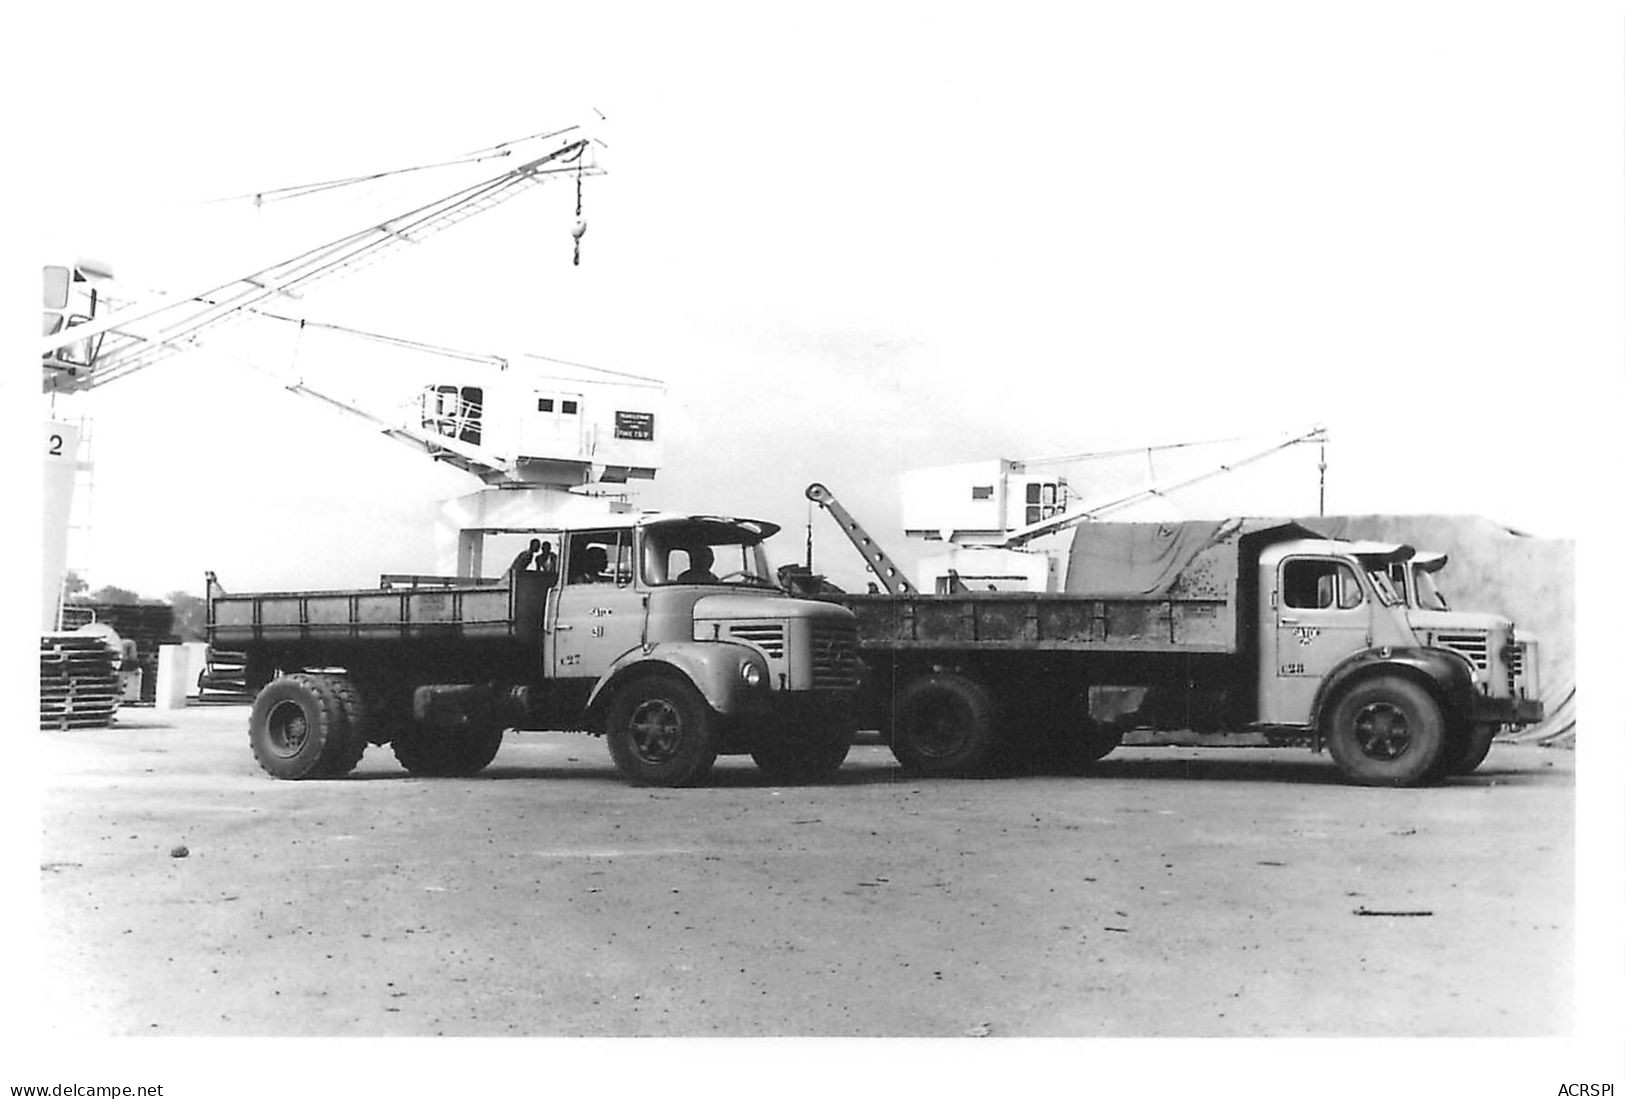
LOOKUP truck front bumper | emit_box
[719,690,857,753]
[1466,693,1545,727]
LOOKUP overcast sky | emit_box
[18,3,1622,599]
[9,2,1625,1088]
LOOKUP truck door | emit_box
[1260,556,1373,724]
[549,529,644,683]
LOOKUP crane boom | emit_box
[805,482,918,595]
[42,136,597,394]
[997,425,1329,547]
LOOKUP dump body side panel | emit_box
[833,592,1237,654]
[208,572,547,650]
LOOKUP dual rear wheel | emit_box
[248,672,368,780]
[250,673,505,780]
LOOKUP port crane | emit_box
[39,121,640,628]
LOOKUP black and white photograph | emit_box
[8,3,1623,1096]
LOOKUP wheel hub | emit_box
[913,698,970,759]
[627,699,684,763]
[265,699,309,758]
[1352,700,1412,761]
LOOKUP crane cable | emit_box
[572,154,587,266]
[197,125,586,208]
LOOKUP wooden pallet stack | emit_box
[40,634,120,730]
[59,603,178,703]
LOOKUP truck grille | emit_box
[1509,638,1538,698]
[726,622,786,658]
[810,620,859,689]
[1434,632,1489,671]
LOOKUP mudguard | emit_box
[1310,646,1479,738]
[584,641,771,729]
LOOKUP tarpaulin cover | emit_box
[1063,517,1314,597]
[1064,520,1235,596]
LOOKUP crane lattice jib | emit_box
[42,140,596,394]
[804,483,917,596]
[997,425,1329,547]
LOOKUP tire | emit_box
[1053,721,1124,772]
[1443,723,1498,775]
[751,719,855,784]
[314,674,369,778]
[249,673,354,780]
[391,723,505,777]
[890,672,1000,777]
[1325,675,1447,787]
[604,676,719,787]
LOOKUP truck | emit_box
[206,512,862,787]
[805,484,1543,787]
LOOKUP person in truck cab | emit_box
[570,545,609,584]
[676,545,719,583]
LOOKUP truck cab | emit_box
[536,514,862,756]
[1256,535,1542,782]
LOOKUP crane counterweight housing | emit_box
[409,356,664,487]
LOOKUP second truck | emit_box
[805,483,1543,787]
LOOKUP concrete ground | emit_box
[33,705,1573,1039]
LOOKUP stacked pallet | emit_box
[40,634,120,730]
[59,603,178,703]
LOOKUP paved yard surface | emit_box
[29,705,1575,1044]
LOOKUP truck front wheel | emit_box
[890,672,999,777]
[605,677,719,787]
[1442,723,1498,775]
[1325,676,1446,787]
[249,673,359,780]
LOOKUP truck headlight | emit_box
[741,661,764,688]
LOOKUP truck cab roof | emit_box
[544,512,783,541]
[1259,537,1415,569]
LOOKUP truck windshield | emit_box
[1413,567,1449,611]
[1364,569,1400,607]
[642,522,779,588]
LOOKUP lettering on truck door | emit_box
[550,530,644,681]
[1260,556,1373,724]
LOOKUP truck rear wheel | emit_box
[249,673,357,780]
[605,677,719,787]
[890,672,999,777]
[391,723,505,777]
[1053,720,1124,772]
[317,675,370,777]
[1325,676,1446,787]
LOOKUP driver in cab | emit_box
[676,545,718,584]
